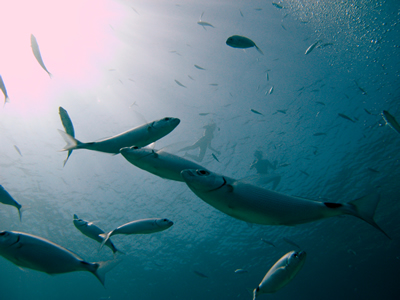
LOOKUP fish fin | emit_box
[73,214,79,219]
[99,231,113,250]
[63,150,73,167]
[58,129,82,151]
[345,189,391,239]
[87,258,122,287]
[226,184,234,192]
[3,97,10,107]
[255,45,264,55]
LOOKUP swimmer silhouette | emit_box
[249,150,281,190]
[178,122,220,162]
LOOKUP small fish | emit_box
[367,168,379,173]
[129,101,138,107]
[382,110,400,135]
[0,185,23,221]
[226,35,263,55]
[0,231,120,286]
[364,108,372,115]
[318,42,334,48]
[235,269,248,274]
[239,9,244,17]
[197,12,215,29]
[174,80,186,88]
[188,75,195,80]
[251,109,263,115]
[261,238,276,247]
[272,2,283,9]
[209,83,218,86]
[313,132,326,136]
[199,113,211,116]
[279,163,290,167]
[99,218,173,250]
[194,64,206,70]
[338,113,355,123]
[315,101,325,106]
[253,251,306,298]
[266,73,269,81]
[254,8,262,11]
[212,153,220,162]
[14,145,22,156]
[281,24,287,30]
[305,40,320,55]
[269,86,274,94]
[0,75,10,106]
[59,107,75,166]
[30,34,52,78]
[299,170,310,176]
[283,237,301,249]
[354,80,367,95]
[193,270,208,278]
[276,110,286,114]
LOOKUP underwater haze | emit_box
[1,0,400,299]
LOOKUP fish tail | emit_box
[63,150,73,167]
[3,97,10,107]
[255,45,264,55]
[18,206,22,222]
[85,258,122,287]
[58,129,82,151]
[345,189,391,239]
[99,231,113,250]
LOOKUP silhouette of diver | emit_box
[178,122,220,162]
[249,150,281,190]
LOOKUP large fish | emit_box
[382,110,400,135]
[226,35,263,55]
[180,169,390,238]
[0,231,120,286]
[30,34,52,78]
[0,185,22,221]
[58,117,180,155]
[99,218,174,250]
[120,147,208,182]
[59,107,75,166]
[0,75,10,106]
[253,251,306,299]
[73,214,121,255]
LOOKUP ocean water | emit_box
[0,0,399,299]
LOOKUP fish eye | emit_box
[133,146,139,149]
[0,232,6,236]
[163,219,167,222]
[197,170,209,176]
[164,117,171,121]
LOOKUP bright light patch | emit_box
[0,0,121,115]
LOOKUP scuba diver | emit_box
[178,122,220,162]
[249,150,281,190]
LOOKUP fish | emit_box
[299,170,310,176]
[272,2,284,9]
[315,101,325,106]
[266,73,269,81]
[99,218,174,250]
[305,40,320,55]
[174,80,186,88]
[313,132,326,136]
[58,117,180,155]
[276,110,286,114]
[382,110,400,135]
[354,80,367,95]
[209,83,218,86]
[197,12,215,29]
[0,185,22,221]
[193,270,208,278]
[73,215,122,255]
[338,113,355,123]
[318,42,334,48]
[188,75,195,80]
[0,75,10,106]
[279,163,290,167]
[199,113,211,116]
[364,108,372,115]
[180,169,390,238]
[269,86,274,94]
[120,147,208,182]
[14,145,22,156]
[212,153,220,162]
[30,34,52,78]
[226,35,263,55]
[235,269,248,274]
[281,24,287,30]
[59,107,75,166]
[239,9,244,17]
[194,64,206,70]
[251,109,264,115]
[261,238,276,247]
[282,238,301,249]
[0,231,120,286]
[253,251,306,299]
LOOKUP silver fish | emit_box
[58,117,180,154]
[0,75,10,106]
[235,269,248,274]
[272,2,284,9]
[120,147,207,182]
[253,251,306,298]
[14,145,22,156]
[180,169,390,238]
[174,80,186,88]
[305,40,320,55]
[0,185,22,221]
[59,107,75,166]
[30,34,52,78]
[73,215,121,255]
[226,35,263,55]
[194,64,206,70]
[338,113,355,123]
[99,218,174,250]
[382,110,400,135]
[0,231,119,286]
[197,12,215,29]
[251,109,264,115]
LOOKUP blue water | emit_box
[1,0,400,299]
